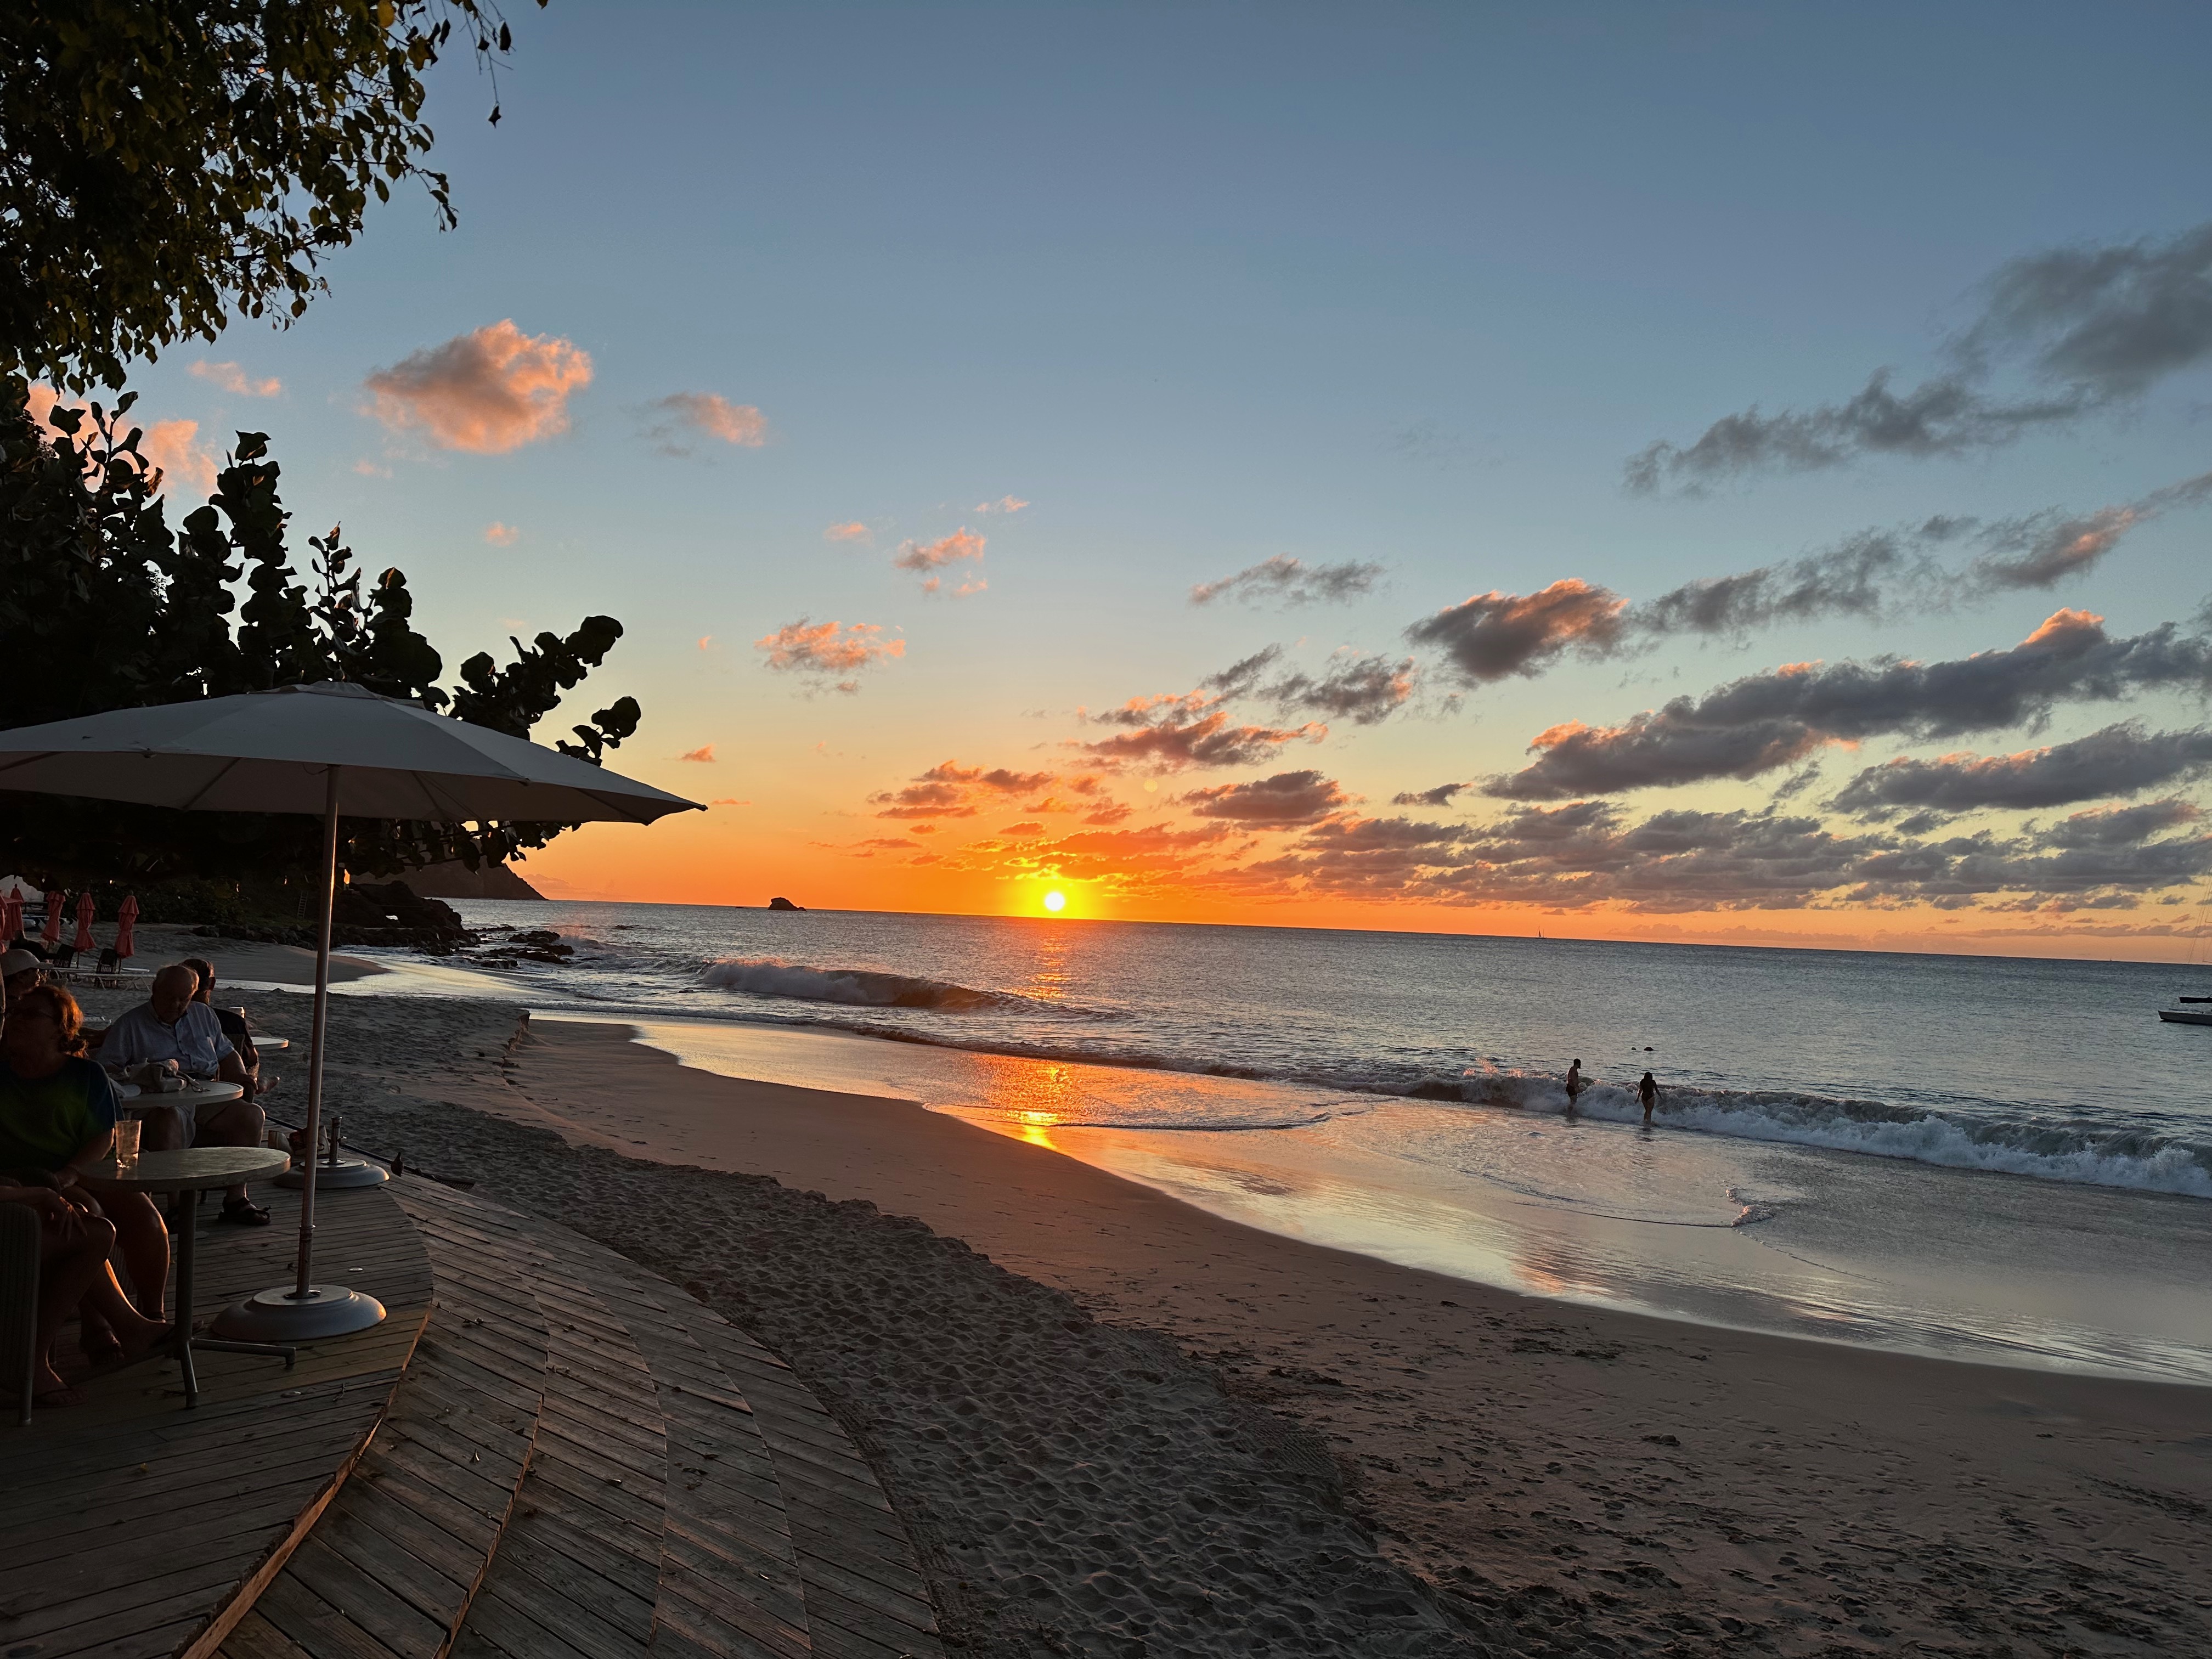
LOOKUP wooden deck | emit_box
[0,1181,433,1659]
[1,1173,943,1659]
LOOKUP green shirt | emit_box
[0,1057,118,1174]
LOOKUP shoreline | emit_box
[72,955,2212,1652]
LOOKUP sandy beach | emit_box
[70,957,2212,1657]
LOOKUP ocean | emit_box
[335,901,2212,1383]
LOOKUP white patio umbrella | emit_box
[0,682,702,1338]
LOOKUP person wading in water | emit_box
[1565,1058,1585,1114]
[1638,1070,1660,1123]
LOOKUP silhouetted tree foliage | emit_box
[2,0,545,392]
[0,377,640,887]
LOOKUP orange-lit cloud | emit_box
[679,744,716,763]
[140,419,217,499]
[755,618,905,693]
[698,636,713,650]
[974,495,1029,514]
[871,759,1056,820]
[25,386,216,499]
[895,529,988,595]
[825,521,872,543]
[483,521,520,545]
[363,320,594,453]
[1181,769,1356,824]
[642,392,769,454]
[189,360,281,397]
[1078,706,1327,772]
[709,798,751,808]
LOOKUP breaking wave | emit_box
[701,957,1025,1013]
[1439,1065,2212,1201]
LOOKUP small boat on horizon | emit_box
[2157,996,2212,1026]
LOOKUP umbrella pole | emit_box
[211,763,385,1343]
[293,766,341,1297]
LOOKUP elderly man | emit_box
[99,963,270,1224]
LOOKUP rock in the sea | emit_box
[767,896,805,911]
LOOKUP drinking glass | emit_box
[112,1117,141,1169]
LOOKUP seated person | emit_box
[179,956,276,1093]
[2,946,41,1004]
[0,1175,170,1408]
[0,983,177,1343]
[98,963,271,1226]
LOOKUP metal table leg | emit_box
[168,1190,294,1408]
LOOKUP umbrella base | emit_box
[211,1284,387,1341]
[274,1159,390,1189]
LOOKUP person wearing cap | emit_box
[98,963,270,1224]
[1,946,41,1004]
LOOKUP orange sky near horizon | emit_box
[513,812,2212,967]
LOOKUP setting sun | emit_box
[1041,890,1066,913]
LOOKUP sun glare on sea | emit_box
[1041,890,1068,913]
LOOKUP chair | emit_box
[48,945,74,970]
[96,947,118,974]
[1,1202,38,1426]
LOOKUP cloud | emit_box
[678,744,716,763]
[1001,821,1045,835]
[1483,608,2212,800]
[483,521,520,546]
[1181,770,1356,825]
[1076,707,1327,772]
[1627,223,2212,489]
[188,361,281,397]
[754,618,905,693]
[1245,795,2212,914]
[870,760,1060,820]
[698,636,713,650]
[1392,781,1468,808]
[824,522,873,543]
[352,459,391,478]
[1267,653,1418,726]
[895,529,988,595]
[1407,579,1629,682]
[140,419,217,499]
[641,392,769,455]
[1637,527,1931,636]
[709,798,751,808]
[26,387,217,498]
[1438,467,2212,673]
[1832,723,2212,818]
[1190,555,1386,608]
[974,495,1029,514]
[364,321,592,454]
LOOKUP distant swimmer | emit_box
[1565,1058,1585,1113]
[1638,1070,1659,1123]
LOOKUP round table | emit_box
[114,1079,246,1115]
[255,1037,290,1053]
[81,1146,294,1407]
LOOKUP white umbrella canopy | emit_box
[0,682,703,1351]
[0,681,698,821]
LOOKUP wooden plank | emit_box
[278,1536,445,1659]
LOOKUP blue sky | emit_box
[104,1,2212,947]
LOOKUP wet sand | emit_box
[77,964,2212,1657]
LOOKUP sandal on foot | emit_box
[218,1198,272,1227]
[80,1329,124,1365]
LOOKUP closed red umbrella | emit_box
[115,894,139,961]
[1,885,22,945]
[41,889,64,946]
[73,891,94,952]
